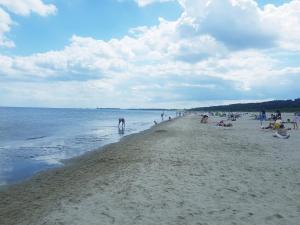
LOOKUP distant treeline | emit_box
[190,99,300,112]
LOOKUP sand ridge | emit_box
[0,115,300,225]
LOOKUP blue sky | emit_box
[6,0,182,55]
[0,0,299,108]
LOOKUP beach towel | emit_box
[273,132,290,139]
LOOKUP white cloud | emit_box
[0,0,56,16]
[176,0,278,49]
[1,33,299,107]
[1,0,300,107]
[0,8,14,47]
[137,0,300,50]
[263,1,300,50]
[0,0,56,47]
[140,0,300,51]
[134,0,174,7]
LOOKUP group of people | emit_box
[260,110,300,139]
[118,111,180,134]
[199,110,299,138]
[216,120,233,127]
[261,119,291,138]
[155,111,186,126]
[259,110,282,124]
[260,110,299,129]
[160,112,173,123]
[200,114,233,127]
[119,110,299,139]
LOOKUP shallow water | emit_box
[0,107,174,185]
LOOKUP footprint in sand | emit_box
[101,212,115,224]
[265,213,284,221]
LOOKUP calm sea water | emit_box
[0,107,174,186]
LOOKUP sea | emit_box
[0,107,175,186]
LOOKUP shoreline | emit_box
[1,115,300,225]
[0,117,172,189]
[0,117,178,224]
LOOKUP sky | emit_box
[0,0,299,108]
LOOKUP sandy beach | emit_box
[1,114,300,225]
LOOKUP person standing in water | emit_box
[118,118,125,129]
[161,112,164,121]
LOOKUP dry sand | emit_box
[0,114,300,225]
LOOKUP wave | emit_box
[26,136,47,141]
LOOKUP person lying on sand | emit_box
[261,122,275,129]
[217,120,232,127]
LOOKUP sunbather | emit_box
[261,122,274,129]
[201,115,209,123]
[217,120,232,127]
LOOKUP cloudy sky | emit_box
[0,0,299,108]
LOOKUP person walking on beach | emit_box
[293,112,300,129]
[276,110,282,120]
[260,110,267,126]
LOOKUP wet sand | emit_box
[0,115,300,225]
